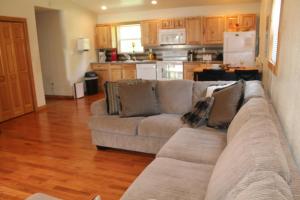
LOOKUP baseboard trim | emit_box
[36,105,47,111]
[45,95,74,100]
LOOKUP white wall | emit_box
[0,0,97,105]
[97,3,261,24]
[36,10,70,96]
[259,0,300,167]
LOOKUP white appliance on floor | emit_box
[223,31,256,67]
[156,61,183,80]
[136,50,186,80]
[136,63,157,80]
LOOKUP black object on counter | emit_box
[85,72,99,95]
[194,69,261,81]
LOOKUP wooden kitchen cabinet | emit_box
[95,25,116,49]
[203,16,225,44]
[239,14,256,30]
[184,63,207,80]
[225,14,256,32]
[110,65,123,81]
[173,18,185,28]
[141,20,159,47]
[185,17,203,45]
[122,64,136,80]
[160,18,185,29]
[92,64,110,91]
[91,63,137,91]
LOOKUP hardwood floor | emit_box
[0,94,154,200]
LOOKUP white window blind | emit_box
[269,0,282,65]
[117,24,144,53]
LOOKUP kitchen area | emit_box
[91,14,259,91]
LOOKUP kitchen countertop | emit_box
[91,60,224,65]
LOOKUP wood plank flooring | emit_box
[0,94,154,200]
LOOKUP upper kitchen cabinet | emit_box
[160,18,185,29]
[239,14,256,30]
[225,14,256,32]
[203,16,225,44]
[185,17,203,45]
[95,25,116,49]
[141,20,159,47]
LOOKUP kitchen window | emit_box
[268,0,282,72]
[117,24,144,53]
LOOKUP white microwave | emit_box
[159,29,186,45]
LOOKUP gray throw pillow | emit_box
[119,82,160,117]
[181,97,215,128]
[207,80,245,128]
[105,79,142,115]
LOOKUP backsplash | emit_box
[97,45,223,62]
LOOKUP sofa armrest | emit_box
[91,99,108,116]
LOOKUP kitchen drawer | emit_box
[91,64,109,70]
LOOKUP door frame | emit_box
[0,16,38,111]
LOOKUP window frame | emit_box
[268,0,284,75]
[117,23,144,54]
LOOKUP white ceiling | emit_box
[71,0,260,15]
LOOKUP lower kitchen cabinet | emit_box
[91,63,137,91]
[122,64,136,80]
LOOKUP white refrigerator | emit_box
[223,31,256,67]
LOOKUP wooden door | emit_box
[186,17,203,44]
[0,23,14,121]
[95,25,113,49]
[11,22,34,113]
[239,14,256,31]
[122,64,136,80]
[141,20,159,47]
[203,16,225,44]
[0,22,24,118]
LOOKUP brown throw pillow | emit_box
[207,80,245,129]
[181,97,215,128]
[119,82,160,117]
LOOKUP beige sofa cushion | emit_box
[227,98,271,142]
[157,80,194,114]
[224,171,293,200]
[204,118,291,200]
[118,82,160,117]
[138,114,184,138]
[89,115,144,136]
[157,127,226,165]
[244,80,265,102]
[121,157,214,200]
[192,81,264,106]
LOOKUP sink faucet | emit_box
[123,53,131,60]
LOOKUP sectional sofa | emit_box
[89,80,264,154]
[89,80,300,200]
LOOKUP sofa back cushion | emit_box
[204,117,290,200]
[207,80,245,128]
[225,171,293,200]
[227,98,271,142]
[244,80,265,102]
[192,81,265,106]
[157,80,194,114]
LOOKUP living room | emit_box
[0,0,300,199]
